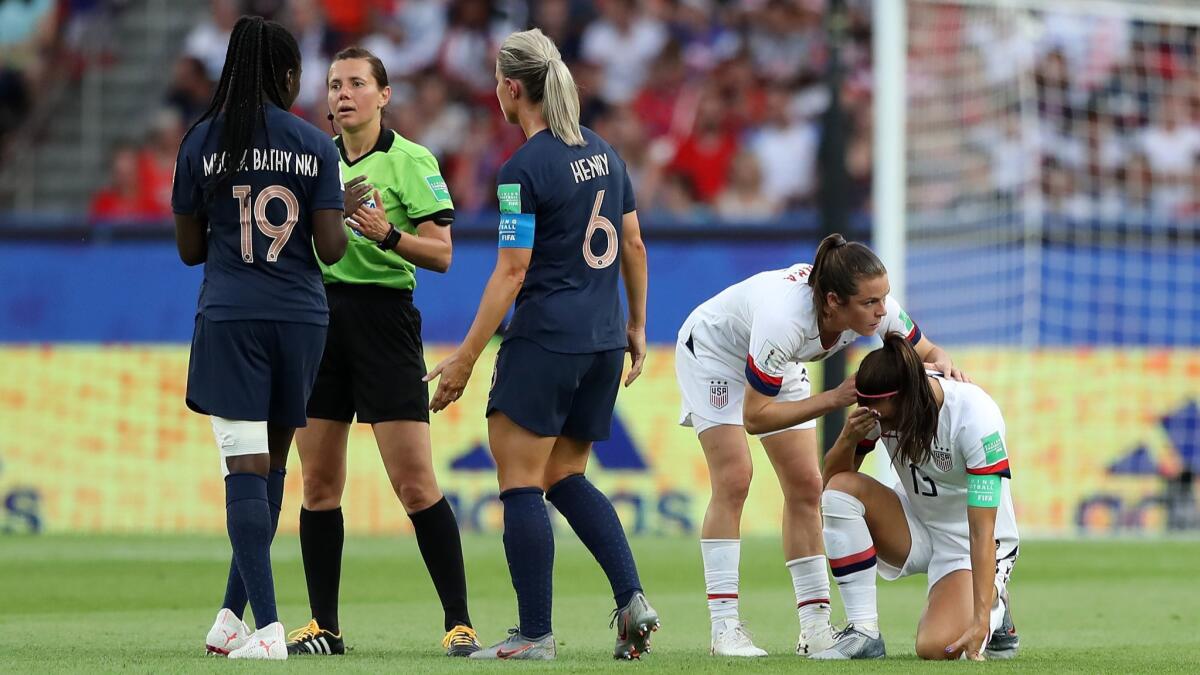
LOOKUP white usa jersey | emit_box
[678,263,922,396]
[866,376,1019,552]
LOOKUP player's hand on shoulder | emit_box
[838,406,878,444]
[624,324,646,387]
[934,358,971,383]
[425,348,476,413]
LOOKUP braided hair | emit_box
[187,16,301,200]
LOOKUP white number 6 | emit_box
[582,189,618,269]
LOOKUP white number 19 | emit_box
[233,184,300,263]
[582,189,618,269]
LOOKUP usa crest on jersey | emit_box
[932,444,953,472]
[709,380,729,409]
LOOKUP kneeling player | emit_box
[813,334,1020,661]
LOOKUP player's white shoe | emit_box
[204,608,251,656]
[228,621,288,660]
[797,624,837,656]
[710,619,768,657]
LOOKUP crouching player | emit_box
[813,334,1020,661]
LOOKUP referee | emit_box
[285,47,480,658]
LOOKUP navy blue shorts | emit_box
[486,337,624,441]
[186,316,327,428]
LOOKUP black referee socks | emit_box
[409,497,472,632]
[299,506,344,633]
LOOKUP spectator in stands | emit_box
[669,0,739,73]
[746,0,823,83]
[362,0,447,80]
[581,0,668,105]
[183,0,241,81]
[439,0,512,100]
[749,84,819,209]
[137,108,184,216]
[0,0,56,141]
[668,89,739,205]
[283,0,334,115]
[531,0,586,62]
[1139,91,1200,215]
[714,149,781,221]
[88,144,164,224]
[165,56,213,125]
[412,71,470,159]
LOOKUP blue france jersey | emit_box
[172,104,344,325]
[497,127,635,353]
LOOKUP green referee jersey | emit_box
[320,128,454,291]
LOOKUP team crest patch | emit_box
[709,380,730,410]
[931,446,953,472]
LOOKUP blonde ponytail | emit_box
[497,29,585,147]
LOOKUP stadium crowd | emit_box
[5,1,1199,227]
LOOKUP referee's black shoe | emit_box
[443,624,483,657]
[286,619,345,655]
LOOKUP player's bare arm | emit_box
[620,210,647,387]
[741,373,856,436]
[426,246,531,412]
[947,504,1000,660]
[173,212,207,266]
[311,208,348,265]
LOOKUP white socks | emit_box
[701,539,741,631]
[786,554,832,637]
[821,490,879,631]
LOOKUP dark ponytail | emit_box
[808,233,887,319]
[187,16,301,200]
[856,332,939,466]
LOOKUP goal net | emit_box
[898,0,1200,346]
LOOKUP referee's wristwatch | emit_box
[378,226,401,251]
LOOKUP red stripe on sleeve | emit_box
[745,355,783,387]
[966,458,1010,475]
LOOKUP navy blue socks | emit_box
[500,487,555,639]
[222,468,284,619]
[225,473,278,628]
[547,473,643,609]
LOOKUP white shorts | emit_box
[675,338,816,438]
[877,485,1018,633]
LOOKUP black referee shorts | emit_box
[306,283,429,424]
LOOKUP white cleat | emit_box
[797,624,837,656]
[710,619,768,657]
[204,608,250,656]
[228,621,288,660]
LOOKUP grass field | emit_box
[1,535,1197,673]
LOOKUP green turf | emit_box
[0,535,1197,672]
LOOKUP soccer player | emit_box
[284,46,480,658]
[425,28,656,661]
[812,333,1019,660]
[675,234,966,657]
[173,16,347,661]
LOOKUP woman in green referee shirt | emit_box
[285,47,481,658]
